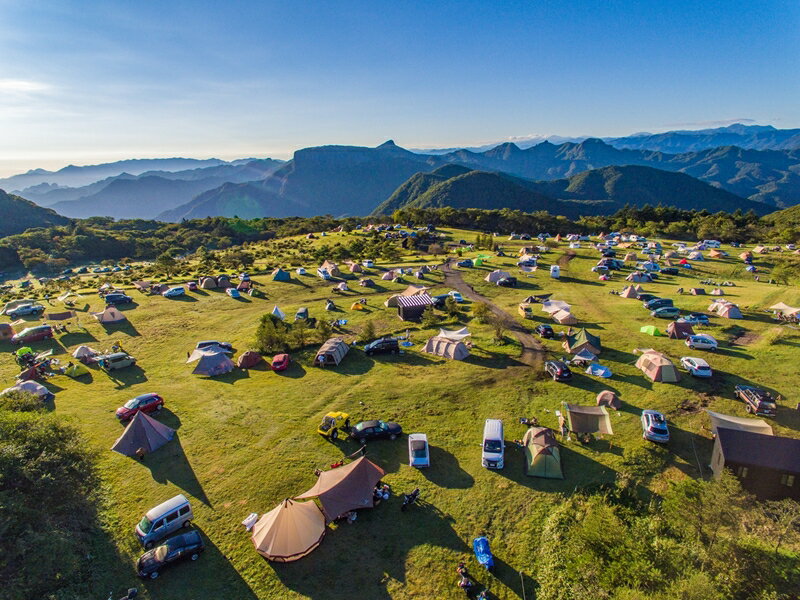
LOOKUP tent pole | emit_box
[519,571,527,600]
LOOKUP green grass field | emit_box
[2,229,799,599]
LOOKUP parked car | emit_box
[11,324,53,344]
[7,303,45,318]
[534,324,555,339]
[408,433,430,468]
[497,277,517,287]
[680,356,713,377]
[136,494,193,549]
[456,259,473,268]
[431,294,449,309]
[644,298,673,310]
[685,334,718,351]
[591,265,609,273]
[271,353,290,371]
[102,293,132,306]
[162,287,185,298]
[481,419,505,469]
[350,419,402,442]
[196,340,233,352]
[137,530,204,579]
[364,337,399,356]
[187,281,198,292]
[226,288,240,298]
[98,352,136,371]
[116,393,164,420]
[544,360,572,382]
[317,411,350,439]
[734,385,777,416]
[661,267,679,275]
[448,291,464,303]
[637,293,659,303]
[680,313,710,325]
[651,306,680,319]
[76,266,89,274]
[641,410,670,443]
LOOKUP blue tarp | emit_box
[473,537,494,570]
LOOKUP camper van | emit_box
[135,494,193,548]
[549,265,560,279]
[481,419,505,469]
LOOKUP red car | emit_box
[11,325,53,344]
[116,393,164,421]
[187,281,198,292]
[271,354,290,371]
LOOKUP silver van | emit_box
[136,494,193,548]
[481,419,504,469]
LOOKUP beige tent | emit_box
[753,245,767,254]
[347,261,363,273]
[251,499,326,562]
[551,309,577,325]
[596,390,621,410]
[663,251,678,259]
[561,403,614,435]
[314,338,349,366]
[739,251,753,261]
[296,457,385,520]
[92,306,127,324]
[320,260,341,277]
[421,336,469,360]
[708,249,724,259]
[705,410,774,437]
[198,276,217,289]
[711,301,743,319]
[633,284,644,293]
[623,253,638,262]
[620,286,639,299]
[484,270,511,284]
[635,350,680,383]
[381,270,395,281]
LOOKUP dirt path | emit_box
[441,261,544,367]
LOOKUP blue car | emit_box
[680,313,710,326]
[162,287,185,298]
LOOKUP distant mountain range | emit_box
[0,190,70,237]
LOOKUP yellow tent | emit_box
[350,302,365,310]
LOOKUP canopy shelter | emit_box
[45,310,76,321]
[640,325,662,336]
[437,327,471,341]
[111,411,175,457]
[523,427,563,479]
[57,291,81,303]
[484,270,511,284]
[271,268,291,282]
[560,403,614,435]
[237,351,263,368]
[596,390,621,410]
[251,499,326,562]
[635,350,680,383]
[620,286,639,299]
[421,336,469,360]
[0,323,14,340]
[551,309,577,325]
[769,302,799,317]
[314,338,349,366]
[295,457,385,521]
[666,321,695,339]
[705,410,774,437]
[190,351,235,376]
[92,306,127,324]
[562,328,601,355]
[542,300,570,314]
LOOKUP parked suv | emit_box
[11,324,53,344]
[105,293,133,305]
[651,306,680,319]
[98,352,136,371]
[7,303,45,318]
[644,298,673,310]
[544,360,572,382]
[685,334,718,351]
[734,385,777,416]
[364,337,399,356]
[136,494,193,549]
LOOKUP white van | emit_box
[135,494,193,548]
[481,419,505,469]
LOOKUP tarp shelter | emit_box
[397,293,434,321]
[320,260,341,277]
[542,300,571,314]
[561,403,614,435]
[706,410,774,437]
[563,328,601,354]
[585,363,612,377]
[57,291,81,303]
[199,276,217,289]
[271,268,291,282]
[523,427,563,479]
[359,278,375,287]
[191,351,235,376]
[640,325,662,336]
[438,327,471,341]
[64,363,90,377]
[237,351,263,368]
[0,323,14,340]
[315,338,349,366]
[251,499,326,562]
[666,321,695,339]
[596,390,621,410]
[552,309,577,325]
[296,456,385,521]
[45,310,75,321]
[2,380,53,399]
[635,350,680,382]
[620,286,639,299]
[690,288,706,295]
[711,288,724,296]
[422,336,470,360]
[484,270,511,284]
[72,345,99,361]
[111,411,175,457]
[92,306,127,324]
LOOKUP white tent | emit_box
[484,270,511,284]
[422,336,469,360]
[551,309,577,325]
[542,300,571,314]
[272,305,286,320]
[438,327,472,341]
[336,282,349,291]
[2,380,53,399]
[72,345,99,360]
[706,410,774,437]
[186,346,230,363]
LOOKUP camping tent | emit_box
[596,390,621,410]
[709,249,725,259]
[562,328,601,355]
[359,278,375,287]
[335,282,349,291]
[666,321,695,339]
[690,288,706,295]
[561,403,614,435]
[110,411,175,457]
[272,306,286,320]
[542,300,571,314]
[635,350,680,382]
[199,276,217,289]
[1,380,54,400]
[551,309,577,325]
[753,245,767,254]
[484,270,511,284]
[216,275,232,288]
[438,327,471,341]
[585,363,612,377]
[320,260,341,277]
[573,348,597,362]
[295,307,309,321]
[64,362,90,377]
[236,280,252,292]
[706,410,774,437]
[716,302,743,319]
[623,253,638,262]
[295,456,385,520]
[251,499,326,562]
[711,288,724,296]
[421,336,470,360]
[0,323,15,340]
[190,350,235,376]
[523,427,563,479]
[396,294,434,321]
[626,272,650,283]
[620,286,639,299]
[72,345,99,362]
[237,351,263,368]
[640,325,662,336]
[315,338,349,366]
[296,267,307,275]
[347,262,363,273]
[271,268,291,282]
[92,306,127,324]
[350,301,365,310]
[133,280,152,292]
[381,270,394,281]
[688,251,704,260]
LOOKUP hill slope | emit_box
[0,189,70,236]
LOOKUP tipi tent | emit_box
[523,427,563,479]
[620,286,639,299]
[560,403,614,435]
[92,306,127,324]
[251,499,326,562]
[236,351,263,368]
[295,456,385,520]
[706,410,774,437]
[562,328,601,354]
[421,336,469,360]
[635,350,680,382]
[596,390,621,410]
[666,321,695,339]
[110,411,175,457]
[314,338,349,366]
[551,309,577,325]
[190,350,235,376]
[484,270,511,284]
[271,268,291,282]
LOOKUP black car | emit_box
[644,298,673,310]
[497,277,517,287]
[661,267,679,275]
[105,293,133,305]
[350,419,402,442]
[535,324,555,339]
[637,293,659,303]
[544,360,572,382]
[601,250,616,257]
[431,294,449,309]
[364,337,399,355]
[137,530,204,579]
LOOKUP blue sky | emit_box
[0,0,798,174]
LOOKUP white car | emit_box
[408,433,430,468]
[685,334,718,351]
[680,356,713,377]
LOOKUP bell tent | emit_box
[251,499,326,562]
[295,456,385,521]
[421,336,469,360]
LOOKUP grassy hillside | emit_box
[0,189,70,236]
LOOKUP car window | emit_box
[153,519,165,530]
[166,511,179,523]
[179,506,190,516]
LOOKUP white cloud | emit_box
[0,78,51,93]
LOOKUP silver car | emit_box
[641,410,669,443]
[408,433,430,468]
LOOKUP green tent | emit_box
[474,259,483,266]
[271,268,291,282]
[523,427,563,479]
[640,325,662,336]
[15,346,34,358]
[64,363,90,378]
[562,328,602,354]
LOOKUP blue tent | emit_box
[272,268,291,282]
[586,363,612,378]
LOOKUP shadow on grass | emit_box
[59,329,97,346]
[212,368,251,384]
[101,320,141,337]
[168,295,198,303]
[420,445,475,489]
[273,360,307,379]
[106,364,148,389]
[144,433,212,507]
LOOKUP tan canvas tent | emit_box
[347,261,363,273]
[92,306,127,324]
[635,350,680,382]
[551,309,577,325]
[666,321,695,339]
[111,411,175,457]
[620,286,639,299]
[320,260,341,277]
[314,338,349,366]
[251,499,326,562]
[709,249,724,259]
[706,410,774,437]
[422,336,469,360]
[296,457,385,520]
[199,276,217,289]
[561,403,614,435]
[484,269,511,284]
[596,390,621,410]
[381,270,395,281]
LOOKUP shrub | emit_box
[473,302,491,323]
[358,319,377,343]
